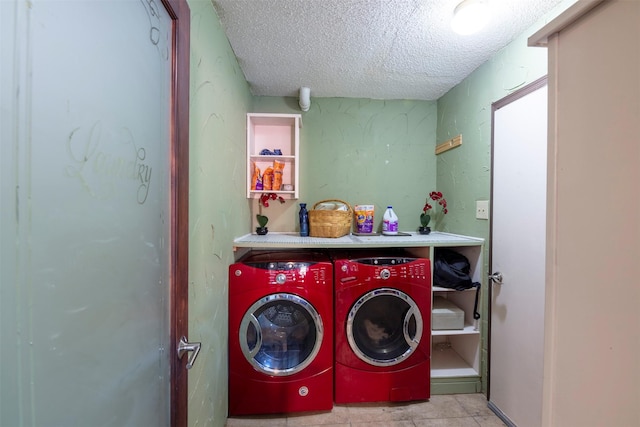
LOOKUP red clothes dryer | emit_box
[334,253,431,404]
[228,251,333,416]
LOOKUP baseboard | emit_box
[487,401,517,427]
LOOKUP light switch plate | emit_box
[476,200,489,220]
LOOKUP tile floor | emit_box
[225,394,506,427]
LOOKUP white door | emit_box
[0,0,190,425]
[488,78,547,427]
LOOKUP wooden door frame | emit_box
[163,0,190,425]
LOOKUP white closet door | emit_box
[489,80,547,427]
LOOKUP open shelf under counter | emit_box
[431,345,480,378]
[433,286,469,292]
[432,323,480,336]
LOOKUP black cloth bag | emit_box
[433,248,481,319]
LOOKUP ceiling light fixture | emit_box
[451,0,491,35]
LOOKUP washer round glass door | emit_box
[239,293,324,376]
[347,287,423,366]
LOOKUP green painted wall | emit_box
[436,38,549,238]
[436,0,576,394]
[252,97,438,233]
[187,1,252,426]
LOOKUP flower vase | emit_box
[418,226,431,235]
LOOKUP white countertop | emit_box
[233,231,483,249]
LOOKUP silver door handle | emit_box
[177,336,201,369]
[488,272,503,285]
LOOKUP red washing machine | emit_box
[333,253,431,404]
[228,251,333,416]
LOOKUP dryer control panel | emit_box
[336,257,430,285]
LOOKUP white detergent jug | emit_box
[382,206,399,235]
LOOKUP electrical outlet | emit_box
[476,200,489,220]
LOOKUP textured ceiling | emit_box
[212,0,565,101]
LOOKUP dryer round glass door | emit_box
[239,293,324,376]
[346,287,423,367]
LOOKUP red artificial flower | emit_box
[423,191,448,215]
[259,192,286,208]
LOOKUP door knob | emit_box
[177,336,201,369]
[488,272,503,285]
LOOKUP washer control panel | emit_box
[241,261,331,286]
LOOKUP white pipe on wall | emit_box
[299,87,310,111]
